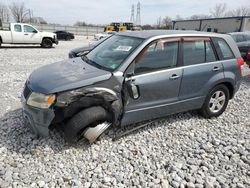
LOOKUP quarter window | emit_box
[134,39,179,74]
[217,39,234,59]
[24,25,36,33]
[14,24,22,32]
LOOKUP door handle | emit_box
[212,67,220,71]
[169,74,180,80]
[24,33,29,35]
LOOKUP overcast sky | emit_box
[3,0,250,25]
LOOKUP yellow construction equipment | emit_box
[104,22,140,32]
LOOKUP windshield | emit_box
[85,35,143,71]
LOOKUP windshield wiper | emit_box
[81,55,111,71]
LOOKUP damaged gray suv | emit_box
[21,30,244,143]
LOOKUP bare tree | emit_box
[226,6,250,16]
[0,3,10,22]
[210,3,227,17]
[156,16,162,29]
[162,16,172,29]
[175,15,184,21]
[9,2,28,23]
[74,21,87,26]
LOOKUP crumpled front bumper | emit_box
[21,94,55,137]
[53,39,59,45]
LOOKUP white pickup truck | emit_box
[0,23,58,48]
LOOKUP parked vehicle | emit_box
[94,31,116,40]
[21,30,243,144]
[68,38,106,58]
[54,30,74,40]
[229,32,250,67]
[0,23,58,48]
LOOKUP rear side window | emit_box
[14,24,22,32]
[183,38,217,66]
[183,41,205,66]
[217,39,234,60]
[245,34,250,41]
[235,35,245,42]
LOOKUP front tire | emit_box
[64,106,111,143]
[200,85,229,118]
[66,35,71,41]
[41,38,53,48]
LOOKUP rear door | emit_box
[11,24,24,43]
[178,37,224,108]
[122,38,183,125]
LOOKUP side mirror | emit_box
[125,61,135,78]
[33,30,38,33]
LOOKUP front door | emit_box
[23,25,41,43]
[121,38,183,126]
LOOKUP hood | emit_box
[71,44,95,54]
[27,57,112,94]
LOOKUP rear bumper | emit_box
[21,94,55,137]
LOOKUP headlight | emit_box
[27,92,56,109]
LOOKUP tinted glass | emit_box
[24,25,36,33]
[134,40,179,74]
[86,35,143,71]
[236,35,245,42]
[206,41,216,62]
[217,39,234,59]
[244,34,250,41]
[14,24,22,32]
[183,41,205,66]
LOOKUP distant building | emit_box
[173,16,250,33]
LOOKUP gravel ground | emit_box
[0,36,250,188]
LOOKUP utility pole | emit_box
[130,5,135,23]
[135,2,141,26]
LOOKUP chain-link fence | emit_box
[1,22,104,35]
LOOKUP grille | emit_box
[23,83,32,99]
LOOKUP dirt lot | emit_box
[0,36,250,187]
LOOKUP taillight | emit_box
[247,51,250,61]
[237,57,244,77]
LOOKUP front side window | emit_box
[134,39,179,74]
[23,25,36,33]
[14,24,22,32]
[86,35,143,71]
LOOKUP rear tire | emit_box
[200,84,229,118]
[64,106,111,143]
[41,38,53,48]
